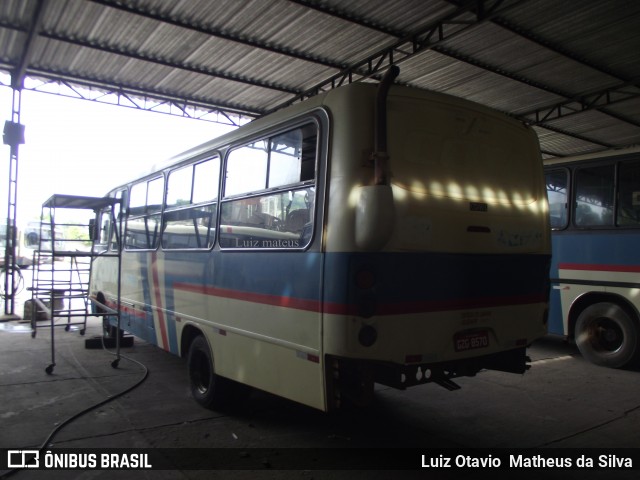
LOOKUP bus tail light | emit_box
[358,325,377,347]
[354,266,377,318]
[355,268,376,290]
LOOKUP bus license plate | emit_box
[454,331,489,352]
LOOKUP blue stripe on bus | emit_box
[158,250,549,314]
[550,231,640,277]
[324,251,549,308]
[548,230,640,336]
[116,250,549,346]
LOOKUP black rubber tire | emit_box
[575,302,639,368]
[103,316,124,339]
[187,335,250,410]
[96,293,124,339]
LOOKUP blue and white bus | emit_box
[545,146,640,368]
[89,70,550,411]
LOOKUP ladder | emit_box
[29,194,122,374]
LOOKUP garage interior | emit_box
[1,0,640,476]
[2,0,639,307]
[2,0,639,157]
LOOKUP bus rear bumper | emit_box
[375,346,530,390]
[326,347,530,409]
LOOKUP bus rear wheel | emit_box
[575,302,639,368]
[187,335,249,410]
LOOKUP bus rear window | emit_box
[388,97,538,205]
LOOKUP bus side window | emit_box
[110,190,125,251]
[125,177,164,250]
[545,169,569,230]
[220,123,317,249]
[574,165,614,228]
[617,159,640,226]
[162,157,219,250]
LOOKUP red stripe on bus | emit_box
[173,282,546,316]
[559,263,640,273]
[151,252,170,350]
[174,282,323,312]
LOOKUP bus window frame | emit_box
[117,111,327,254]
[125,175,165,251]
[615,158,640,228]
[161,202,218,251]
[546,166,570,231]
[545,156,640,233]
[108,189,127,252]
[572,162,616,230]
[161,156,220,251]
[219,118,321,252]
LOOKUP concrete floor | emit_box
[1,280,640,480]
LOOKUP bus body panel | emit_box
[322,251,549,364]
[91,81,550,411]
[549,230,640,336]
[103,248,326,410]
[544,146,640,367]
[320,84,549,374]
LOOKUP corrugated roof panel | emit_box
[607,94,640,123]
[167,0,395,66]
[398,50,566,116]
[0,28,24,66]
[500,0,640,80]
[1,0,639,157]
[0,0,35,22]
[299,0,455,35]
[439,22,621,101]
[545,109,640,147]
[533,126,603,157]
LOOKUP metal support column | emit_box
[1,88,25,320]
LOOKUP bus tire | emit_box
[95,293,124,339]
[187,335,249,410]
[575,302,639,368]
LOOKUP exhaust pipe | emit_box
[355,66,400,251]
[373,65,400,186]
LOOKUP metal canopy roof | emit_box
[1,0,640,159]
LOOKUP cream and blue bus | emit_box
[545,146,640,368]
[90,70,550,411]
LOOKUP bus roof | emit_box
[114,81,535,190]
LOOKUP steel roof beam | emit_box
[521,81,640,128]
[268,0,533,113]
[432,46,640,129]
[0,67,259,125]
[442,0,640,144]
[11,0,48,89]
